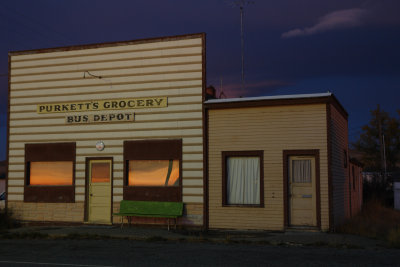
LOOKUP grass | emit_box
[0,209,20,231]
[337,200,400,248]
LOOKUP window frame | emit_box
[24,143,76,203]
[123,139,182,202]
[222,151,264,207]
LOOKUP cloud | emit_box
[221,80,292,98]
[282,8,368,38]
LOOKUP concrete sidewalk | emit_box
[2,225,388,249]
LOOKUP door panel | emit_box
[88,159,112,224]
[288,156,316,226]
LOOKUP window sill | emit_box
[222,204,264,208]
[123,186,182,202]
[24,186,75,203]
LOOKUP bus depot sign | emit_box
[37,97,167,124]
[65,113,134,124]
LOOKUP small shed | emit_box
[394,178,400,211]
[205,93,351,231]
[348,158,363,216]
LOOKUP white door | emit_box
[288,156,317,226]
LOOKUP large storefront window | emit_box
[124,139,182,202]
[128,160,180,187]
[29,161,73,186]
[25,143,75,203]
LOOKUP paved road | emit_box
[0,239,398,267]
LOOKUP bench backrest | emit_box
[119,200,183,216]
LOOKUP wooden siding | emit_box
[7,35,204,225]
[349,162,363,217]
[208,104,329,230]
[329,103,349,226]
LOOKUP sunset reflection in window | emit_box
[91,162,110,183]
[29,161,73,186]
[128,160,179,186]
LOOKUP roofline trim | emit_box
[204,92,332,104]
[9,33,205,56]
[204,92,348,118]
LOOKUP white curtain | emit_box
[292,160,311,183]
[227,157,260,205]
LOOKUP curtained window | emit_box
[223,151,264,207]
[292,159,312,183]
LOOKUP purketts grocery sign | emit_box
[37,97,167,113]
[36,97,168,124]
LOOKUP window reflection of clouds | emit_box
[128,160,179,186]
[30,161,73,185]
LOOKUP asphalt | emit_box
[2,224,389,249]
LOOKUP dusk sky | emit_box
[1,0,399,161]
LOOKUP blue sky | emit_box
[1,0,400,160]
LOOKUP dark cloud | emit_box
[0,0,399,160]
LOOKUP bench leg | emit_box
[168,218,170,231]
[120,216,124,229]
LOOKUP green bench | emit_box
[113,200,184,230]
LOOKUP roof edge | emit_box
[9,32,205,56]
[204,92,332,104]
[204,92,348,119]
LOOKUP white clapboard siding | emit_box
[10,80,202,98]
[12,38,202,61]
[11,46,202,68]
[12,55,202,77]
[11,63,202,83]
[10,72,202,90]
[8,34,204,225]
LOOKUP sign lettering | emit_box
[38,97,167,114]
[65,113,135,124]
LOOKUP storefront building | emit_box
[6,33,358,231]
[7,33,206,226]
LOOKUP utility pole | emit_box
[377,104,385,179]
[383,134,387,179]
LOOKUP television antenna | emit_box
[229,0,254,92]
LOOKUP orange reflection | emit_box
[128,160,179,186]
[30,161,73,186]
[91,162,110,183]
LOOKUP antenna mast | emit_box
[234,0,253,92]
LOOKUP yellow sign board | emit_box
[65,113,134,124]
[37,97,167,114]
